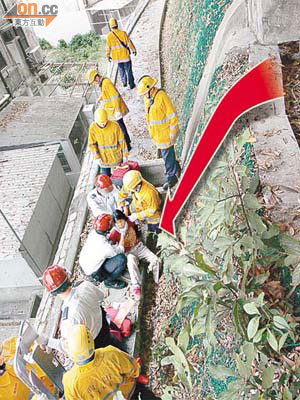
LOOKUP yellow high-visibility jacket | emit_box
[119,179,161,224]
[63,346,140,400]
[99,77,129,121]
[88,120,128,168]
[0,337,55,399]
[0,365,31,400]
[106,29,136,63]
[144,88,179,150]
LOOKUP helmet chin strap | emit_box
[0,363,6,376]
[77,353,95,366]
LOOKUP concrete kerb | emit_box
[158,0,168,87]
[248,43,300,237]
[35,0,155,340]
[35,150,95,337]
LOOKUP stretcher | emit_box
[14,320,65,399]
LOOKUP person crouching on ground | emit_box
[79,213,141,295]
[34,265,122,353]
[63,324,161,400]
[119,170,162,234]
[87,174,120,218]
[109,210,161,287]
[79,213,127,289]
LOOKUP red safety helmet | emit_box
[95,174,112,190]
[42,265,69,293]
[94,214,113,233]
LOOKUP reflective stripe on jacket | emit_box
[0,337,55,397]
[144,88,179,149]
[119,179,161,224]
[48,282,105,354]
[99,78,128,120]
[88,120,128,167]
[106,29,136,63]
[63,346,140,400]
[87,186,119,218]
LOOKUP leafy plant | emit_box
[58,39,68,49]
[157,128,300,399]
[38,37,52,49]
[69,32,100,51]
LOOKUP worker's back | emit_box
[106,29,131,62]
[63,346,140,400]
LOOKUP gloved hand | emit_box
[36,334,51,353]
[137,374,149,385]
[107,56,112,62]
[128,213,138,222]
[36,334,48,347]
[133,50,137,56]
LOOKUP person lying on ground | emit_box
[109,210,161,290]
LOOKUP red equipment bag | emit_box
[106,306,132,338]
[111,161,141,188]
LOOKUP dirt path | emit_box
[117,0,165,162]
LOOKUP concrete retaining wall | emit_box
[248,0,300,45]
[179,0,300,235]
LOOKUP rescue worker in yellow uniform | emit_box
[87,68,132,151]
[0,336,56,400]
[106,17,137,89]
[119,170,161,234]
[63,324,161,400]
[88,108,128,177]
[0,338,30,400]
[137,75,181,191]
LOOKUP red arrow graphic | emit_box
[160,58,283,236]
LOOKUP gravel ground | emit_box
[116,0,164,163]
[279,41,300,145]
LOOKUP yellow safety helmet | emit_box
[123,170,142,191]
[94,108,108,125]
[109,17,118,29]
[86,68,98,84]
[137,75,157,95]
[66,325,94,365]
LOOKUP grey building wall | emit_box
[22,156,72,276]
